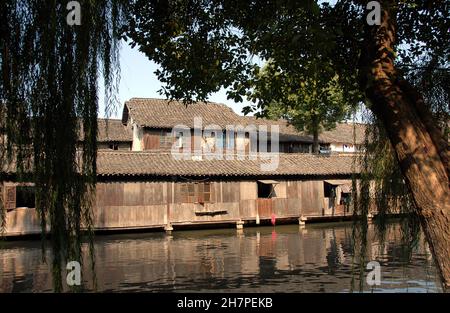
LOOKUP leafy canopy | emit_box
[126,0,448,110]
[249,60,351,145]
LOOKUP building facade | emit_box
[1,98,367,236]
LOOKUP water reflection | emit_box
[0,221,442,293]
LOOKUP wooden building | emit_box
[1,98,363,236]
[2,152,356,236]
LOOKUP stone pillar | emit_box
[164,223,174,233]
[236,220,244,229]
[256,213,260,225]
[298,215,307,226]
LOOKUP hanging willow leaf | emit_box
[0,0,128,291]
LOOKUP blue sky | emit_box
[98,37,364,123]
[98,43,253,119]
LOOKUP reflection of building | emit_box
[0,223,440,292]
[2,98,368,236]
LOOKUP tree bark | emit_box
[359,1,450,289]
[312,128,319,154]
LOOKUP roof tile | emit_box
[97,151,358,177]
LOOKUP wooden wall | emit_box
[300,180,325,216]
[142,129,163,150]
[93,178,326,229]
[95,181,168,229]
[2,177,334,235]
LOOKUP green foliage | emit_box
[126,0,448,104]
[0,0,128,291]
[403,63,450,139]
[248,60,352,150]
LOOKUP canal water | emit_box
[0,221,442,292]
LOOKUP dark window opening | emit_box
[288,143,293,153]
[324,182,336,198]
[109,143,119,150]
[319,144,331,154]
[16,186,35,208]
[258,182,274,198]
[257,141,273,153]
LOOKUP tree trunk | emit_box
[359,1,450,289]
[311,116,320,154]
[312,128,319,154]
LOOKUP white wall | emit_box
[131,119,143,151]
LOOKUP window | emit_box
[4,185,16,210]
[175,133,183,148]
[324,182,336,198]
[205,132,216,153]
[257,181,275,198]
[16,186,36,208]
[257,141,272,153]
[160,130,174,149]
[109,143,119,150]
[319,144,331,154]
[298,144,311,153]
[180,182,211,203]
[3,185,35,210]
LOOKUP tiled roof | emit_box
[97,119,132,142]
[2,151,359,177]
[122,98,242,128]
[320,123,366,145]
[96,151,358,177]
[240,116,314,143]
[79,119,132,142]
[122,98,365,144]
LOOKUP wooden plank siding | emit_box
[221,181,240,203]
[142,129,161,150]
[257,199,272,218]
[2,178,336,235]
[93,179,327,229]
[95,181,167,229]
[300,180,324,216]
